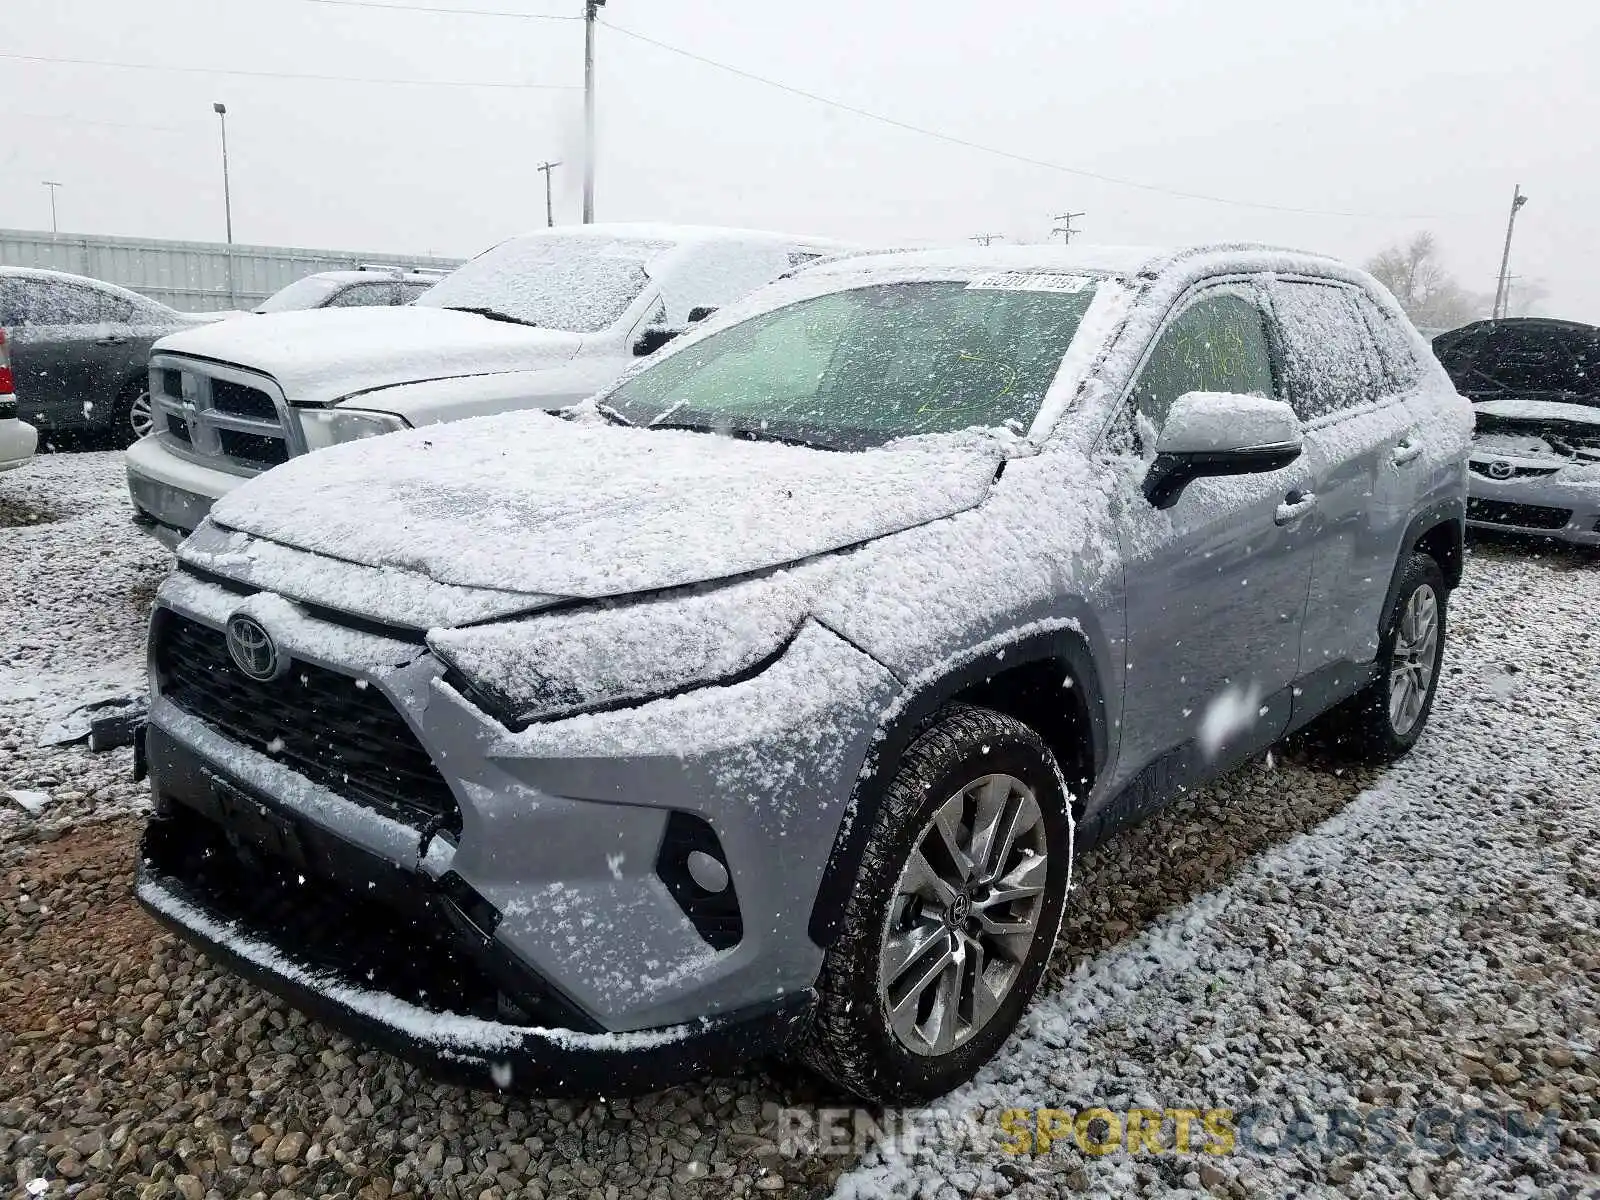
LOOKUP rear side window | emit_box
[1131,291,1278,433]
[1353,291,1421,392]
[1270,281,1382,420]
[16,280,102,326]
[326,283,395,307]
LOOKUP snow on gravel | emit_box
[833,542,1600,1199]
[0,452,168,845]
[2,453,1597,1200]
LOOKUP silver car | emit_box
[1433,318,1600,547]
[135,244,1470,1101]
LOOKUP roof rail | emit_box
[354,263,451,276]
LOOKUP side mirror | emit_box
[1141,391,1302,509]
[687,305,718,323]
[632,327,683,357]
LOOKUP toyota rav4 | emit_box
[136,244,1470,1102]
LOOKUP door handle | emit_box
[1275,490,1317,525]
[1392,437,1423,465]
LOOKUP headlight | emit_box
[294,407,409,451]
[429,571,819,726]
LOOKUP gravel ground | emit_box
[2,452,1597,1200]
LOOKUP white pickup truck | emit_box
[127,224,852,544]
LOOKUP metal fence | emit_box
[0,228,463,313]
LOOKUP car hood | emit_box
[152,306,585,407]
[206,411,1002,602]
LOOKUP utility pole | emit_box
[537,161,561,228]
[583,0,605,223]
[1492,184,1528,321]
[42,181,62,234]
[970,233,1004,247]
[1051,211,1085,244]
[214,102,236,307]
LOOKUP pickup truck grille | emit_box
[150,358,294,473]
[154,612,461,834]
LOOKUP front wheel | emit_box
[799,704,1074,1103]
[1329,551,1448,762]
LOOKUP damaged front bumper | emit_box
[139,569,898,1090]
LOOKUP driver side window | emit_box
[1123,291,1278,450]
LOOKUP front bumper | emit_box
[126,434,252,544]
[1466,468,1600,546]
[135,748,815,1093]
[141,573,898,1086]
[0,418,37,471]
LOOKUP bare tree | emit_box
[1502,277,1551,318]
[1366,233,1487,332]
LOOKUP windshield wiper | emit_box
[595,403,634,427]
[647,420,834,451]
[442,305,538,327]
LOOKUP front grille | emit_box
[1467,498,1573,530]
[150,360,293,470]
[210,377,279,420]
[155,613,460,833]
[217,428,289,466]
[1469,461,1560,479]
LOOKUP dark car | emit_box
[0,266,227,446]
[1433,318,1600,546]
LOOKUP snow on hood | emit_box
[207,411,1002,599]
[152,306,584,407]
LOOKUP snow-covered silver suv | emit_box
[136,244,1470,1101]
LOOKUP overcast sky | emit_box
[4,0,1597,319]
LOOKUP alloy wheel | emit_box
[1389,584,1439,735]
[878,773,1049,1056]
[129,391,155,440]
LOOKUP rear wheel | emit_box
[799,704,1074,1102]
[113,380,154,448]
[1328,551,1447,762]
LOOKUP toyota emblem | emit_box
[1486,459,1515,480]
[226,614,283,682]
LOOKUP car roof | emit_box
[497,223,856,251]
[0,264,158,303]
[298,269,446,284]
[800,241,1347,282]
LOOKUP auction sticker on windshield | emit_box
[967,272,1095,293]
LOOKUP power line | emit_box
[599,19,1442,221]
[0,51,579,89]
[293,0,579,19]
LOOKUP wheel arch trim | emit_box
[806,622,1108,948]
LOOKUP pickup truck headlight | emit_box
[295,407,410,451]
[428,571,818,726]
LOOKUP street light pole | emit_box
[583,0,604,223]
[537,160,562,228]
[42,181,62,234]
[1492,184,1528,321]
[213,102,236,307]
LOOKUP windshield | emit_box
[254,275,344,313]
[602,279,1098,450]
[414,234,671,332]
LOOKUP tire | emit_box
[111,380,155,449]
[1326,551,1448,763]
[799,704,1074,1103]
